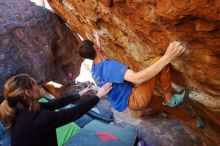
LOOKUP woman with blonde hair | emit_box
[0,74,112,146]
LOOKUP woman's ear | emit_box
[25,90,32,97]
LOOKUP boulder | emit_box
[0,0,82,96]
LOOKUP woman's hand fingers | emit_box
[103,82,112,89]
[96,82,112,98]
[102,82,112,93]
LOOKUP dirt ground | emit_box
[97,98,202,146]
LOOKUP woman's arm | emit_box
[40,93,80,110]
[34,95,100,133]
[41,83,96,110]
[33,83,112,132]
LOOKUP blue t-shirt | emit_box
[92,59,133,112]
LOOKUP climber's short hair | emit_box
[78,40,96,60]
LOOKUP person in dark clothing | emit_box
[0,74,112,146]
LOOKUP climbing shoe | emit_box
[162,89,187,107]
[196,116,205,129]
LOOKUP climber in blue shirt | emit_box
[78,33,186,112]
[77,33,205,128]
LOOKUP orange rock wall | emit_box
[48,0,220,111]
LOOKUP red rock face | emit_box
[42,0,220,144]
[48,0,220,111]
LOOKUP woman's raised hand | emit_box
[95,82,112,98]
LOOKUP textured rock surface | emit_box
[47,0,220,145]
[48,0,220,111]
[0,0,82,95]
[0,0,219,145]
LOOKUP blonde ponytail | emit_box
[0,100,16,129]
